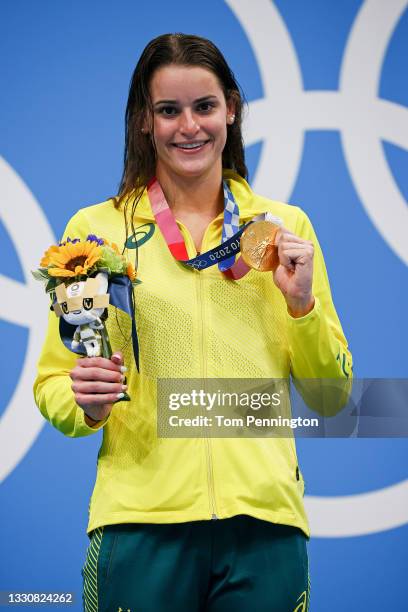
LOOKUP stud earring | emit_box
[228,114,235,125]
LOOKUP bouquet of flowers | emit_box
[33,235,140,398]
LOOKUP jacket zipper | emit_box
[196,271,218,520]
[179,220,219,520]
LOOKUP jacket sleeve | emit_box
[33,210,110,437]
[286,208,353,415]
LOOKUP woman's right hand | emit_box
[70,351,127,424]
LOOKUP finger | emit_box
[75,392,126,407]
[278,247,313,269]
[274,227,298,244]
[111,351,123,366]
[111,352,127,375]
[278,240,314,252]
[72,380,127,395]
[76,356,122,372]
[278,240,314,257]
[275,229,312,246]
[70,366,124,383]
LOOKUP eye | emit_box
[157,105,178,116]
[196,101,215,113]
[83,298,93,310]
[61,302,69,315]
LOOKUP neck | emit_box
[155,166,224,217]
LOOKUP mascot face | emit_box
[54,272,109,326]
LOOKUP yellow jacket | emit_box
[33,171,352,537]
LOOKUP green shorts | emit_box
[82,515,310,612]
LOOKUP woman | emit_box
[34,33,352,611]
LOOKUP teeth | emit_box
[175,142,205,149]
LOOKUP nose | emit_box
[179,109,199,136]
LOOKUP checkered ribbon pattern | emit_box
[219,182,240,272]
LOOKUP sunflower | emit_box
[47,240,102,278]
[40,245,60,267]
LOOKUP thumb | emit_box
[111,351,123,367]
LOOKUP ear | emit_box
[141,111,152,135]
[95,272,109,294]
[226,97,237,125]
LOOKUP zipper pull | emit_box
[211,513,218,520]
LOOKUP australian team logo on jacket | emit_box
[125,223,155,250]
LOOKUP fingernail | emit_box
[120,366,128,373]
[117,392,125,399]
[112,353,121,360]
[121,385,128,391]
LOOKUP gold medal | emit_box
[240,221,280,271]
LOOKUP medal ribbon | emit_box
[147,178,282,280]
[147,177,258,279]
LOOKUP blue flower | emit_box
[59,237,80,246]
[86,234,104,246]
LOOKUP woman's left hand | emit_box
[273,227,315,318]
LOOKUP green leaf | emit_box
[31,268,50,281]
[45,278,58,293]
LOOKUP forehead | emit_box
[150,65,224,101]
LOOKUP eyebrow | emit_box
[153,95,218,107]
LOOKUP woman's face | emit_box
[148,64,235,183]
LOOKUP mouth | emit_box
[171,140,210,152]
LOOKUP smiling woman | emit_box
[150,65,235,184]
[33,32,352,612]
[148,64,238,251]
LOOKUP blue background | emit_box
[1,1,407,610]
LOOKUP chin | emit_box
[178,166,209,177]
[172,160,216,179]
